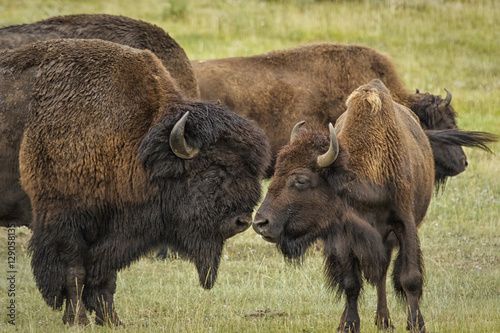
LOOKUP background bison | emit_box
[0,14,200,228]
[192,43,497,184]
[254,80,434,332]
[0,14,199,98]
[7,39,270,325]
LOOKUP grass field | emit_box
[0,0,499,332]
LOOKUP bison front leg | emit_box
[62,266,89,326]
[94,271,121,326]
[326,255,362,333]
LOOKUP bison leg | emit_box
[375,235,397,331]
[392,219,426,332]
[326,255,363,333]
[94,271,121,326]
[62,265,89,326]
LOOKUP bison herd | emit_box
[0,14,497,332]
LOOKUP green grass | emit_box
[0,0,499,332]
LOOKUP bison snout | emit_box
[223,214,252,239]
[252,216,277,243]
[462,156,469,169]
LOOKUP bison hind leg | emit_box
[392,226,426,332]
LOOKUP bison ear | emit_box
[328,169,357,192]
[138,122,186,179]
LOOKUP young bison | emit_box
[11,39,271,325]
[253,80,433,332]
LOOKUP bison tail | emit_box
[29,229,68,310]
[426,129,498,153]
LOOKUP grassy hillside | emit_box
[0,1,499,332]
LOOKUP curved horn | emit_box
[317,123,339,168]
[290,120,306,143]
[444,88,452,105]
[169,111,200,159]
[438,88,452,112]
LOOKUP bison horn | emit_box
[290,120,306,142]
[438,88,452,111]
[317,123,339,168]
[169,111,200,159]
[444,88,452,105]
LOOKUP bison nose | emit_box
[235,216,252,231]
[252,216,277,243]
[224,215,252,239]
[252,218,269,233]
[463,157,469,169]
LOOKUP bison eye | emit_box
[293,177,310,190]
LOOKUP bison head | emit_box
[253,122,385,274]
[139,103,271,289]
[410,89,498,188]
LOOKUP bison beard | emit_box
[13,39,270,325]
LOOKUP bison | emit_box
[0,14,200,228]
[7,39,271,325]
[253,79,433,332]
[0,14,199,98]
[192,42,497,184]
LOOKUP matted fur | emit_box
[13,39,270,325]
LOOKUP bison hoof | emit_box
[406,324,426,333]
[337,323,360,333]
[375,316,395,331]
[95,312,122,326]
[62,313,89,326]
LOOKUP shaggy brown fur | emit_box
[0,14,201,228]
[11,39,270,325]
[192,42,497,180]
[254,80,433,332]
[0,14,199,98]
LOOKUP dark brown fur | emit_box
[253,80,433,332]
[0,14,202,228]
[0,14,199,98]
[11,39,270,325]
[192,43,497,180]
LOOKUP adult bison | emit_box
[192,43,497,184]
[7,39,270,325]
[0,13,200,228]
[0,14,199,98]
[253,80,433,332]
